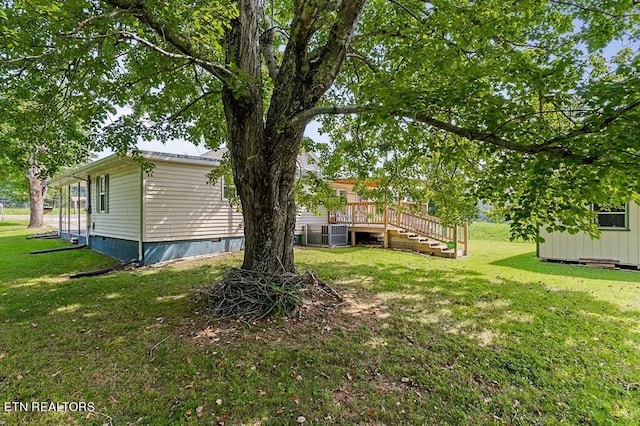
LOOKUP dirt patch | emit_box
[185,282,392,347]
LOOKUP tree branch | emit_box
[294,99,640,165]
[2,52,57,66]
[260,27,279,81]
[117,31,229,80]
[167,90,221,122]
[540,97,640,147]
[58,9,129,36]
[291,104,371,127]
[550,0,639,18]
[102,0,234,84]
[307,0,368,104]
[388,0,422,22]
[347,50,379,73]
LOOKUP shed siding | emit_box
[143,161,244,242]
[539,203,640,267]
[90,166,141,241]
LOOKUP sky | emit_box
[97,120,327,159]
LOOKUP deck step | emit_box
[387,231,464,259]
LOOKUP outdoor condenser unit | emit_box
[321,224,349,246]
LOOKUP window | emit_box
[222,177,236,201]
[593,204,627,229]
[96,175,109,213]
[337,189,347,199]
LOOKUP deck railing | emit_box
[330,202,468,257]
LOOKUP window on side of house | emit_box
[96,174,109,213]
[593,204,627,229]
[222,176,236,201]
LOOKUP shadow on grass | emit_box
[2,245,640,424]
[0,221,25,227]
[491,251,640,283]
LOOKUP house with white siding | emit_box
[538,203,640,268]
[50,151,246,264]
[50,150,336,265]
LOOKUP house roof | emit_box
[49,150,220,187]
[201,148,322,174]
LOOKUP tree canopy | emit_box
[2,0,639,251]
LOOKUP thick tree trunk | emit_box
[228,129,302,274]
[222,0,366,274]
[27,166,46,228]
[222,0,300,274]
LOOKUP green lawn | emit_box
[1,221,640,424]
[0,207,60,216]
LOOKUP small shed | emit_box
[538,202,640,268]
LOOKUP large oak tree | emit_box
[2,1,640,269]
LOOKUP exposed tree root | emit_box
[201,268,343,321]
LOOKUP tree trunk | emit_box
[222,0,366,274]
[221,0,307,274]
[26,166,46,228]
[228,129,302,274]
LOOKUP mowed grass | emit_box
[0,208,60,215]
[1,221,640,425]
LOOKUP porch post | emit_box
[67,185,71,236]
[58,189,62,236]
[77,181,81,238]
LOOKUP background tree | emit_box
[2,1,639,279]
[0,71,98,227]
[0,157,29,207]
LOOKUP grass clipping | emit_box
[202,268,343,321]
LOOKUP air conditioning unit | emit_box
[321,224,349,246]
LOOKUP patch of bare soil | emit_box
[184,273,391,347]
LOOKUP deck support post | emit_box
[453,225,458,259]
[351,230,356,246]
[463,222,468,256]
[383,206,389,248]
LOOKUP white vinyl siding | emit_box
[143,161,244,242]
[539,202,640,267]
[296,206,329,232]
[90,167,140,240]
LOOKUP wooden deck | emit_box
[330,202,468,258]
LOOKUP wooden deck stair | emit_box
[330,202,468,259]
[389,230,464,258]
